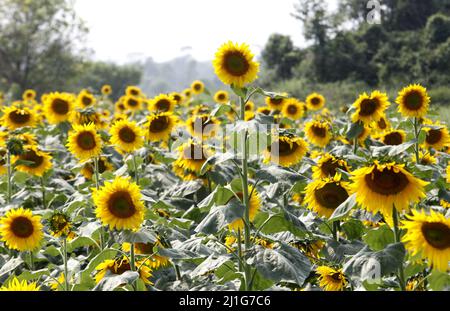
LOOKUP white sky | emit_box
[74,0,337,64]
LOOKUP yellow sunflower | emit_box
[144,112,178,142]
[228,185,261,231]
[304,120,332,147]
[125,86,142,97]
[0,208,43,251]
[172,159,202,181]
[182,88,192,101]
[316,266,347,291]
[244,101,255,112]
[81,157,113,180]
[13,145,52,177]
[122,241,169,269]
[149,94,176,113]
[94,256,152,284]
[48,212,74,239]
[423,125,450,151]
[170,92,184,105]
[43,92,75,124]
[351,91,390,124]
[304,173,350,218]
[1,106,38,130]
[306,93,325,111]
[312,153,350,179]
[186,114,220,139]
[214,90,229,104]
[76,90,96,109]
[109,119,144,153]
[93,176,145,230]
[213,41,259,87]
[350,161,429,218]
[447,164,450,183]
[101,85,112,96]
[67,123,102,161]
[401,209,450,272]
[412,151,437,165]
[282,98,305,120]
[0,277,40,291]
[123,95,142,111]
[377,129,407,146]
[396,84,430,118]
[264,135,308,167]
[265,95,287,110]
[176,141,211,173]
[372,114,391,132]
[22,89,36,101]
[257,106,272,116]
[191,80,205,95]
[115,97,127,113]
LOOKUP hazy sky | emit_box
[74,0,337,64]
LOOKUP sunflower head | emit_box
[351,91,389,124]
[95,256,152,284]
[149,94,176,113]
[186,114,220,139]
[282,98,305,120]
[312,153,350,179]
[101,85,112,96]
[423,125,450,151]
[191,80,205,95]
[81,157,113,180]
[228,185,261,231]
[170,92,184,105]
[22,89,36,101]
[67,123,102,161]
[257,106,272,116]
[316,266,347,291]
[48,211,74,239]
[123,95,142,111]
[396,84,430,118]
[125,86,142,97]
[144,112,178,142]
[214,90,229,104]
[306,93,325,111]
[122,241,169,269]
[76,90,96,109]
[0,277,40,291]
[13,145,52,177]
[2,106,38,130]
[264,135,308,167]
[265,95,287,110]
[109,119,144,153]
[378,129,406,146]
[176,140,211,173]
[304,120,332,147]
[43,92,75,124]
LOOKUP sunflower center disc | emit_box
[11,216,34,238]
[270,98,283,106]
[312,126,327,138]
[21,149,44,168]
[378,118,387,129]
[149,116,169,133]
[136,242,154,254]
[10,110,31,124]
[118,126,136,143]
[404,91,423,110]
[155,99,171,111]
[421,222,450,250]
[310,97,321,106]
[274,139,298,156]
[321,159,345,177]
[76,131,97,150]
[52,98,69,115]
[127,98,138,107]
[218,94,225,101]
[315,183,349,210]
[383,132,403,145]
[108,191,136,218]
[224,52,250,77]
[359,98,378,116]
[287,105,298,115]
[364,168,409,195]
[82,96,92,106]
[426,129,442,145]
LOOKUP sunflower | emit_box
[316,266,347,291]
[401,209,450,271]
[0,208,43,251]
[245,101,255,112]
[71,110,106,128]
[101,85,112,96]
[1,106,37,130]
[265,96,287,110]
[81,157,113,180]
[186,114,220,139]
[228,185,261,231]
[67,123,102,161]
[396,84,430,118]
[109,119,144,153]
[423,125,450,151]
[13,145,52,177]
[93,176,145,230]
[213,41,259,87]
[123,95,142,111]
[22,89,36,101]
[190,104,211,116]
[351,91,390,124]
[172,159,201,181]
[447,164,450,184]
[176,141,211,173]
[0,149,7,175]
[43,92,75,124]
[149,94,176,112]
[170,92,184,105]
[312,153,350,179]
[0,277,40,291]
[282,98,305,120]
[304,120,332,147]
[191,80,205,95]
[125,86,142,97]
[76,90,96,109]
[244,111,255,121]
[350,161,429,218]
[144,112,178,142]
[214,90,229,104]
[115,97,127,113]
[264,135,308,167]
[372,114,391,132]
[355,124,371,146]
[122,241,169,269]
[182,88,192,101]
[48,211,74,239]
[304,173,350,218]
[412,151,437,165]
[378,129,407,146]
[257,106,272,116]
[94,256,152,284]
[306,93,325,111]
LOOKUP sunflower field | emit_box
[0,41,449,292]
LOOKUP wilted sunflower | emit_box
[95,256,152,284]
[186,114,220,139]
[101,85,112,96]
[350,161,429,218]
[81,157,113,180]
[0,277,40,291]
[93,176,145,230]
[43,92,75,124]
[176,140,211,173]
[122,241,169,269]
[67,123,102,161]
[402,209,450,272]
[282,98,305,120]
[304,120,332,147]
[48,212,73,239]
[213,41,259,87]
[170,92,184,105]
[264,135,308,167]
[109,119,144,153]
[76,90,96,109]
[144,112,178,142]
[316,266,347,291]
[265,95,287,110]
[377,129,407,146]
[0,208,43,251]
[13,145,52,177]
[214,90,229,104]
[191,80,205,94]
[312,153,350,179]
[396,84,430,118]
[228,185,261,231]
[423,125,450,151]
[149,94,176,112]
[123,95,142,111]
[125,86,142,97]
[306,93,325,111]
[351,91,390,124]
[2,106,38,130]
[22,89,36,101]
[304,173,350,218]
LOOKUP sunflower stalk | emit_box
[62,238,69,291]
[6,150,12,203]
[132,154,140,185]
[392,206,406,291]
[93,157,105,250]
[129,242,137,290]
[40,177,46,209]
[413,117,420,163]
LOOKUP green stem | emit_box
[332,221,339,241]
[63,238,69,291]
[93,157,104,250]
[6,150,12,203]
[29,251,34,271]
[392,206,406,291]
[353,138,358,154]
[132,154,140,185]
[129,242,137,291]
[41,177,46,209]
[237,229,243,273]
[413,118,420,163]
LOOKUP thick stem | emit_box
[236,229,243,273]
[129,242,137,291]
[132,154,140,185]
[413,118,420,163]
[93,157,104,250]
[392,206,406,291]
[63,238,69,291]
[29,251,34,271]
[353,138,358,154]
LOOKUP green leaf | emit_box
[215,261,240,284]
[341,219,365,240]
[93,271,139,291]
[255,165,305,184]
[230,84,247,98]
[194,201,244,234]
[329,194,357,221]
[370,141,416,157]
[346,122,364,140]
[362,225,395,251]
[0,257,23,278]
[190,255,231,278]
[117,229,157,244]
[200,152,235,175]
[428,270,450,291]
[67,236,98,252]
[211,104,232,117]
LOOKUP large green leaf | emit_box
[194,201,244,234]
[93,270,139,291]
[362,225,395,251]
[255,165,306,184]
[329,194,357,221]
